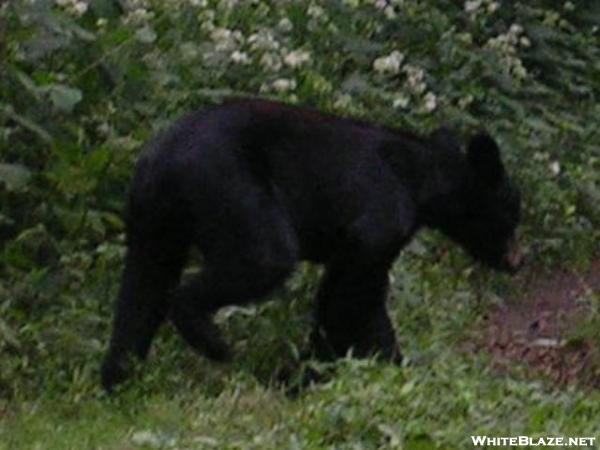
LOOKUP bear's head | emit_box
[429,131,523,273]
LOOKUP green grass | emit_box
[1,0,600,448]
[2,256,599,449]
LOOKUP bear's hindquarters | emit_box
[168,174,299,360]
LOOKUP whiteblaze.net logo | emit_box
[470,436,596,447]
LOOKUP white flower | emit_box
[373,50,404,74]
[230,50,249,65]
[309,74,332,94]
[487,1,499,13]
[487,34,508,51]
[232,30,243,41]
[210,28,243,52]
[199,9,215,32]
[180,42,199,61]
[211,28,233,50]
[55,0,89,16]
[277,17,293,33]
[248,30,280,52]
[519,36,531,48]
[404,64,425,92]
[131,430,176,448]
[307,4,325,19]
[97,123,112,137]
[549,161,561,176]
[260,52,282,72]
[333,93,353,109]
[511,59,528,79]
[423,92,437,112]
[464,0,481,13]
[73,1,88,15]
[458,32,473,44]
[272,78,297,92]
[458,94,474,109]
[543,11,560,27]
[284,50,311,68]
[384,6,396,19]
[198,9,214,21]
[201,20,215,32]
[486,22,529,70]
[123,7,154,25]
[210,28,230,41]
[393,95,410,109]
[509,24,523,35]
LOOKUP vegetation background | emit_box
[1,0,599,448]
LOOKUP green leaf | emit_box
[576,181,600,225]
[341,72,372,94]
[47,84,83,113]
[0,163,32,192]
[0,318,21,349]
[136,26,157,43]
[0,104,53,143]
[14,69,42,101]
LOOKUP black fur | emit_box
[101,99,521,390]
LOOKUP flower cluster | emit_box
[403,64,426,94]
[372,50,438,113]
[55,0,88,17]
[248,29,280,52]
[211,28,244,53]
[486,24,530,80]
[260,78,297,94]
[307,3,329,31]
[371,0,401,19]
[541,8,574,31]
[464,0,499,15]
[85,0,450,112]
[284,50,311,69]
[534,152,561,177]
[188,4,318,97]
[373,50,405,75]
[120,0,155,25]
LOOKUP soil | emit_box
[481,260,600,386]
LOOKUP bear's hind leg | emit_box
[169,201,299,360]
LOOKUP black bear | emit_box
[101,99,522,391]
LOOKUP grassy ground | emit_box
[1,0,599,448]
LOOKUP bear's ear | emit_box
[467,132,504,185]
[430,126,461,154]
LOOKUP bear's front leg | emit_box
[101,236,188,392]
[311,255,402,364]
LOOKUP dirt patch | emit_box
[481,260,600,386]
